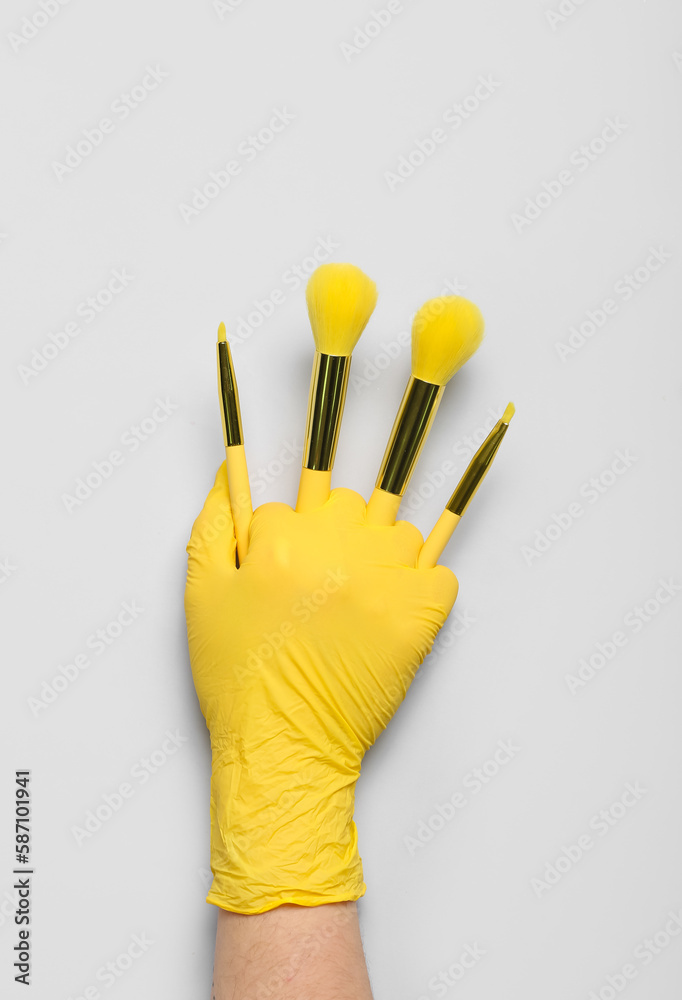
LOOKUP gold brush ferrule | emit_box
[446,419,509,516]
[217,340,244,448]
[303,352,352,471]
[376,376,444,496]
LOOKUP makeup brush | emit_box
[217,322,252,564]
[366,296,484,525]
[417,402,515,568]
[295,263,378,513]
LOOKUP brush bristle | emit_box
[306,263,378,356]
[217,322,227,343]
[502,402,515,423]
[411,296,484,386]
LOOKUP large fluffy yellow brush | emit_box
[366,295,484,525]
[295,263,378,512]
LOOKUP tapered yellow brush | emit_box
[295,263,378,513]
[366,296,484,525]
[418,402,515,568]
[217,322,252,564]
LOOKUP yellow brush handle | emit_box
[417,509,461,568]
[226,445,252,563]
[296,468,332,513]
[366,487,402,526]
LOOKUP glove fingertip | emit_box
[430,563,459,609]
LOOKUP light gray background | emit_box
[2,0,682,997]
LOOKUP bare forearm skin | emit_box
[212,900,374,1000]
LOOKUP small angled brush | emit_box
[217,322,252,563]
[418,402,515,568]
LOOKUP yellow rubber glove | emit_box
[185,464,458,914]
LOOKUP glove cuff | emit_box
[206,733,365,914]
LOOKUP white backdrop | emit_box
[2,1,682,997]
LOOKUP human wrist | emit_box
[213,900,374,999]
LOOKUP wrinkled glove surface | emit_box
[185,464,458,914]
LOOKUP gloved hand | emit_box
[185,464,458,914]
